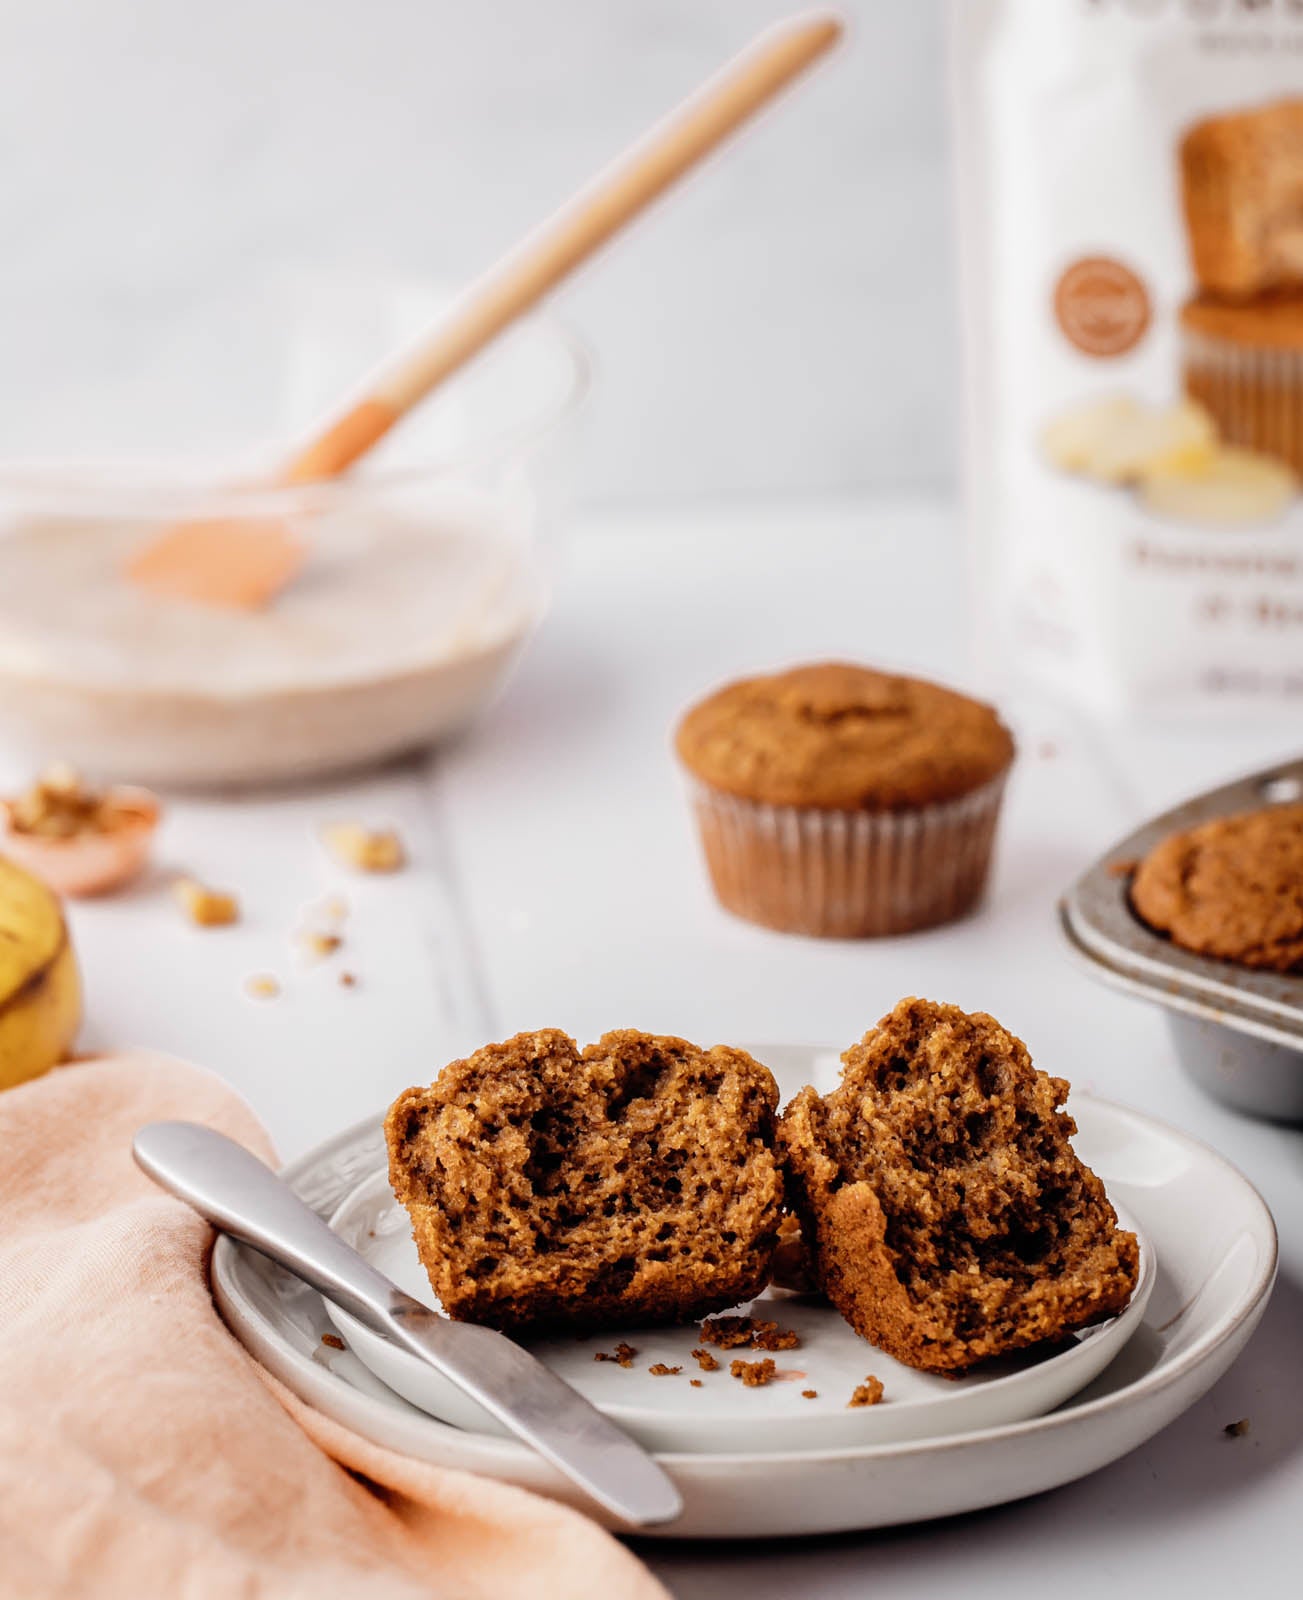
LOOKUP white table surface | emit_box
[33,496,1303,1596]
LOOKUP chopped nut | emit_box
[296,929,342,963]
[1224,1417,1251,1438]
[244,974,280,1000]
[848,1375,884,1408]
[691,1347,720,1372]
[648,1363,681,1377]
[801,1389,818,1400]
[729,1358,777,1388]
[699,1316,758,1350]
[174,877,240,927]
[319,822,405,873]
[593,1342,638,1369]
[321,1333,346,1351]
[8,763,143,839]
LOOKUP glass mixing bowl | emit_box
[0,313,589,787]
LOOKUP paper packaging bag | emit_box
[952,0,1303,720]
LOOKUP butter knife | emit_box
[133,1121,683,1528]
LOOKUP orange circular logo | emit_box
[1053,257,1151,358]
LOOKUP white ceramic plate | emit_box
[212,1044,1277,1539]
[324,1168,1154,1454]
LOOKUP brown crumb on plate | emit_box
[689,1378,703,1388]
[729,1357,777,1387]
[244,974,280,1000]
[1224,1418,1251,1438]
[691,1347,720,1372]
[319,821,406,873]
[594,1342,638,1369]
[750,1320,799,1352]
[848,1375,885,1408]
[321,1333,346,1351]
[339,971,359,988]
[699,1315,799,1352]
[296,929,342,963]
[801,1389,818,1399]
[648,1363,681,1377]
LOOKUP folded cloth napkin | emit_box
[0,1053,670,1600]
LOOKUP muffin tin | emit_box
[1060,757,1303,1122]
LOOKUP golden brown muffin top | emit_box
[1180,290,1303,350]
[674,663,1014,811]
[1131,802,1303,974]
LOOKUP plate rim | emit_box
[213,1078,1277,1469]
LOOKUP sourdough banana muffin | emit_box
[386,1028,783,1337]
[778,998,1139,1374]
[1131,802,1303,973]
[1180,292,1303,479]
[675,663,1015,937]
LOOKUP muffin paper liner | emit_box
[684,772,1009,938]
[1182,327,1303,477]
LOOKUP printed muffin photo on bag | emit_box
[953,2,1303,718]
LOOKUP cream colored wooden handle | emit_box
[281,12,842,484]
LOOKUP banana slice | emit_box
[0,856,81,1091]
[1042,396,1217,483]
[1141,446,1297,528]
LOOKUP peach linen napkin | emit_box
[0,1052,670,1600]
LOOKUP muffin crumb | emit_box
[1224,1417,1251,1438]
[648,1363,681,1377]
[689,1378,703,1388]
[848,1376,884,1408]
[729,1357,777,1387]
[594,1342,638,1369]
[244,974,280,1000]
[321,1333,346,1351]
[801,1389,818,1400]
[691,1347,720,1372]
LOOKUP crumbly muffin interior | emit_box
[386,1028,783,1335]
[782,998,1138,1369]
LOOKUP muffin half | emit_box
[779,998,1139,1374]
[386,1028,784,1336]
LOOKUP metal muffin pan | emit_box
[1060,757,1303,1122]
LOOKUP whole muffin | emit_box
[1131,802,1303,973]
[674,662,1014,937]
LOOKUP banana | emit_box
[0,855,82,1091]
[1043,396,1218,483]
[1141,446,1297,528]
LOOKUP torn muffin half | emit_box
[386,1028,783,1337]
[778,998,1138,1375]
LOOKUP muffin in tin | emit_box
[674,662,1015,938]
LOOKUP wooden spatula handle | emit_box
[281,13,842,486]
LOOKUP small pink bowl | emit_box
[0,788,161,897]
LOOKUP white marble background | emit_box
[0,0,954,504]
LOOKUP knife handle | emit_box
[133,1121,407,1337]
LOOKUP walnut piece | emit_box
[174,877,240,927]
[319,822,405,873]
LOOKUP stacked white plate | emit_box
[213,1044,1276,1539]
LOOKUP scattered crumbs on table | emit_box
[699,1315,799,1352]
[174,876,240,927]
[321,1333,346,1351]
[594,1342,638,1369]
[319,821,406,873]
[244,973,281,1000]
[1224,1418,1251,1438]
[648,1363,682,1377]
[729,1358,777,1388]
[691,1347,720,1372]
[848,1375,885,1408]
[801,1389,818,1400]
[296,929,343,963]
[689,1379,703,1388]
